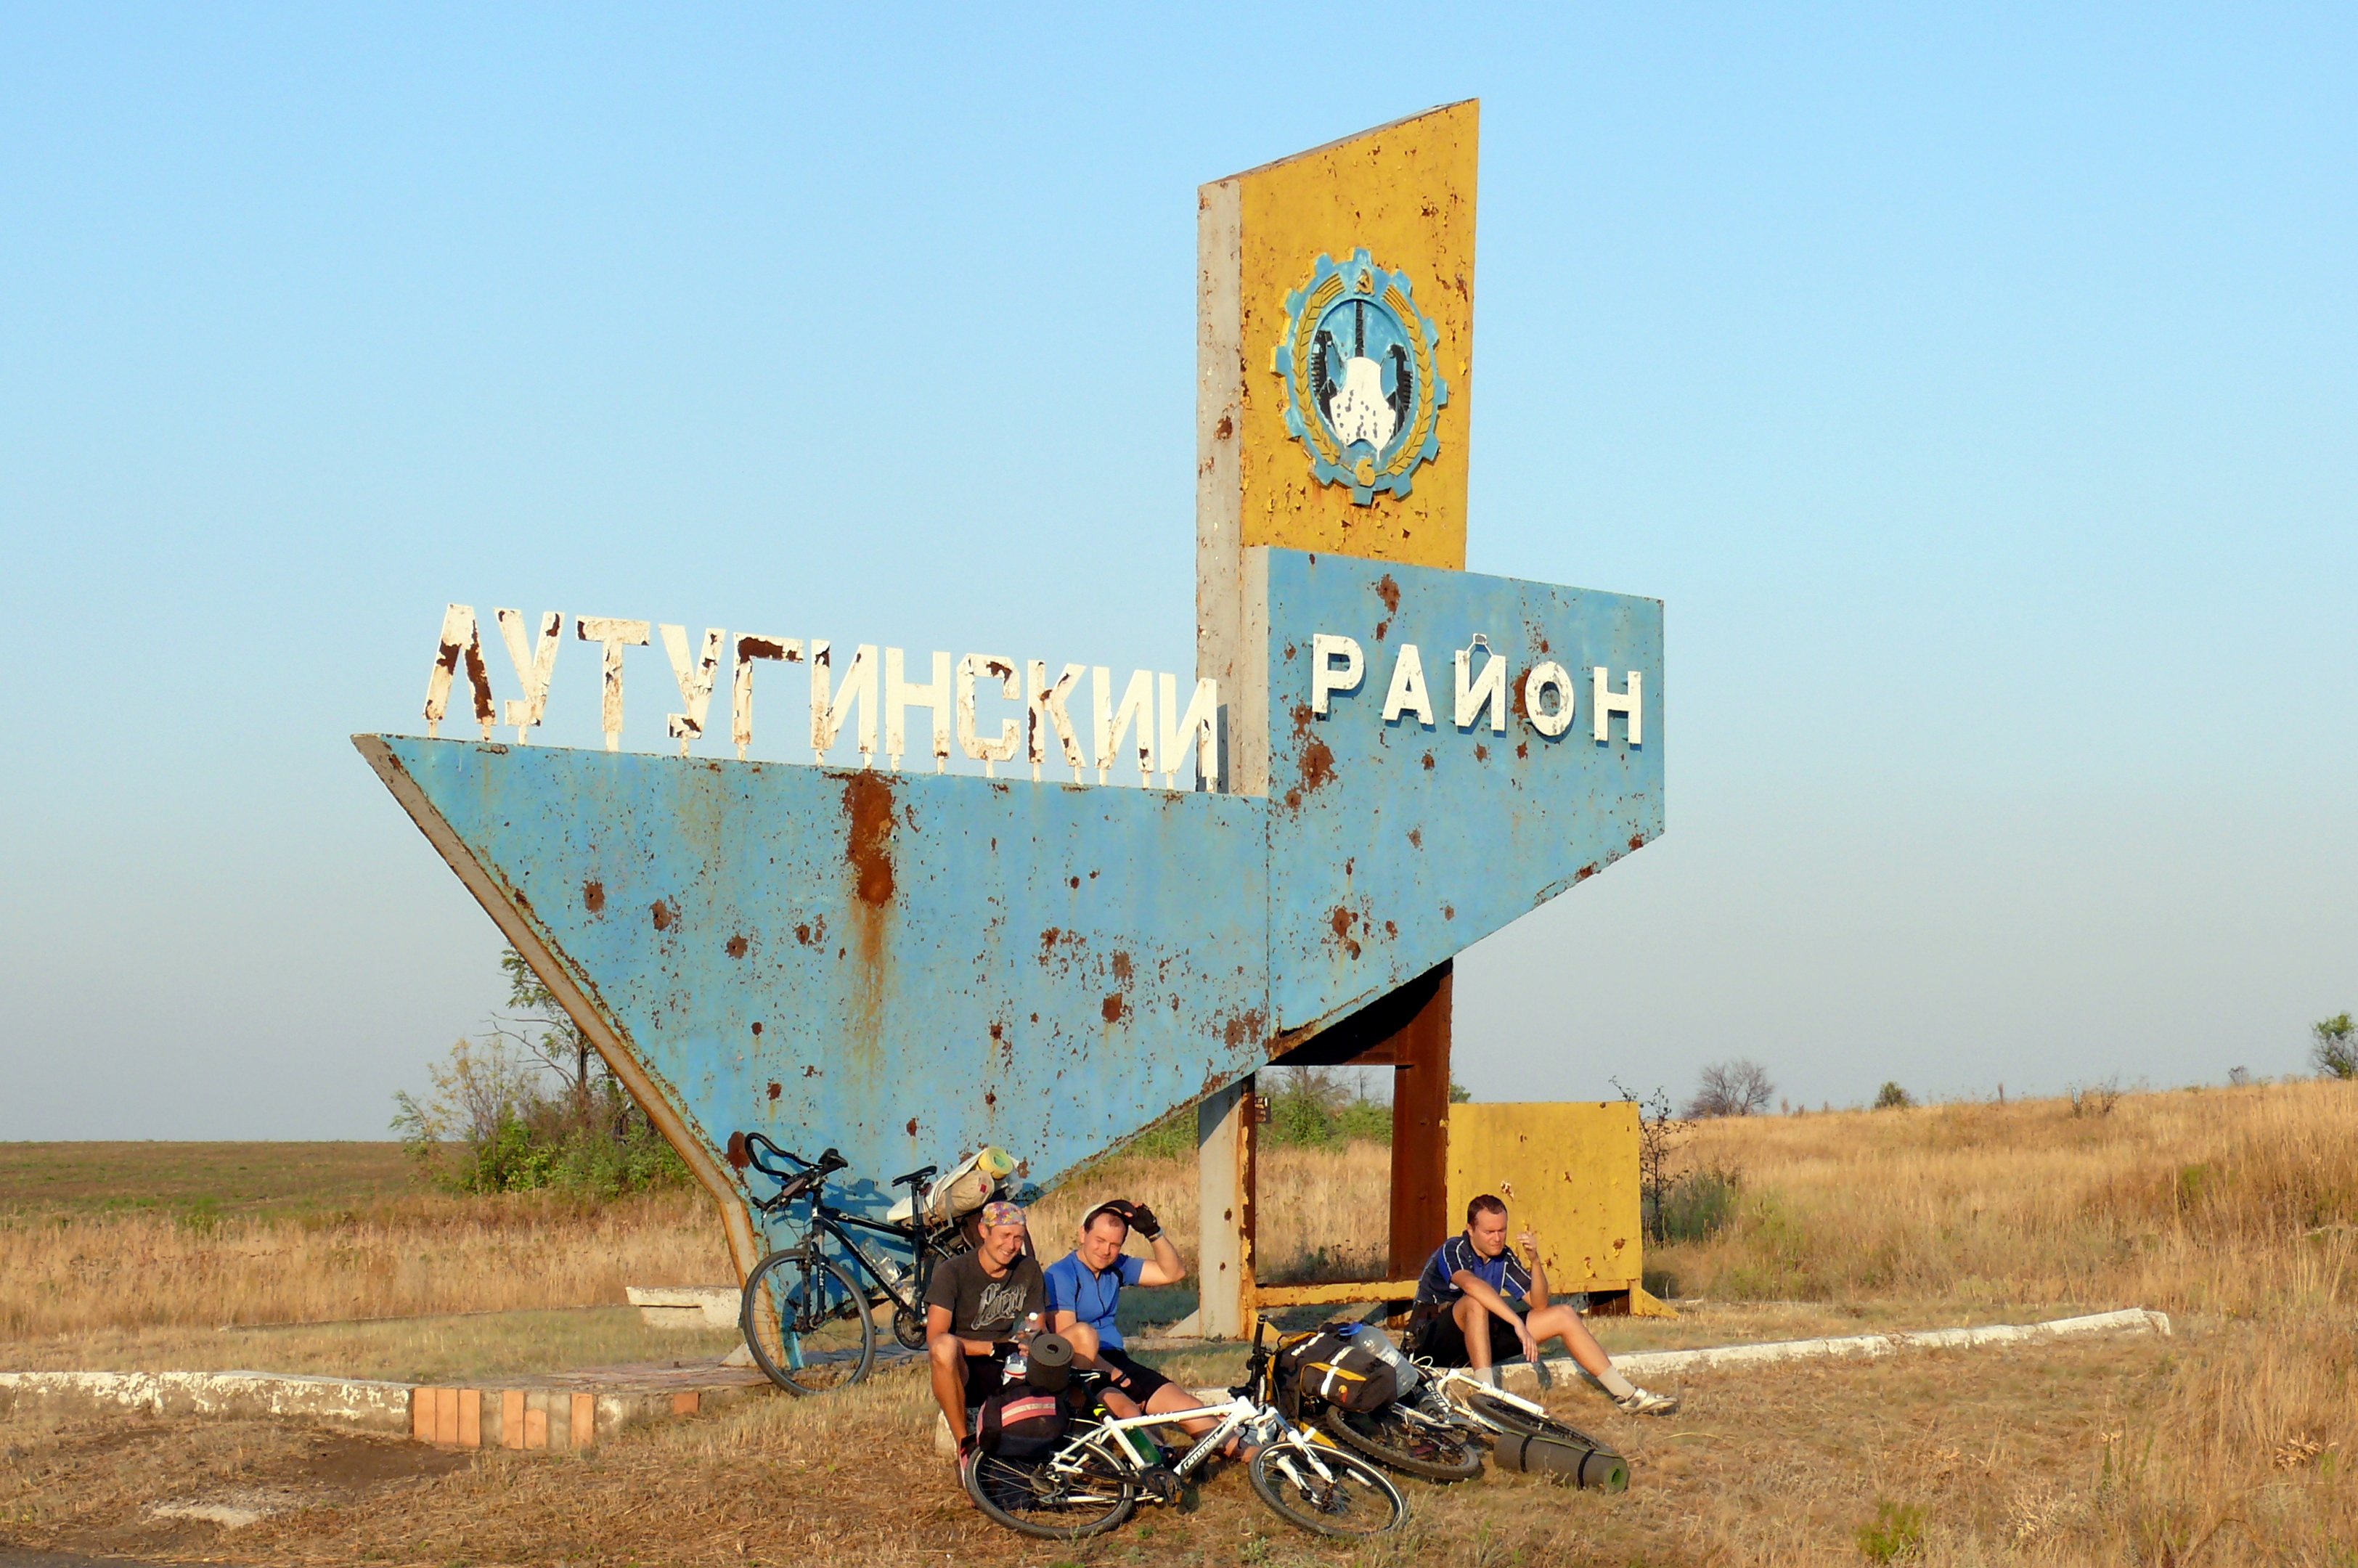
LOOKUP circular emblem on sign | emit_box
[1270,249,1450,505]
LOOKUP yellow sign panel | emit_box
[1199,99,1477,572]
[1445,1101,1646,1297]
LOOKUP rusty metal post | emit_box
[1387,963,1453,1278]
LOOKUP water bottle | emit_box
[1005,1312,1039,1381]
[873,1249,906,1289]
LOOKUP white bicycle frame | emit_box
[1416,1360,1557,1432]
[1047,1394,1362,1500]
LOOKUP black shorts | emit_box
[960,1350,1011,1410]
[1095,1345,1172,1405]
[1413,1300,1527,1368]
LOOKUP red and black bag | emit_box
[975,1386,1074,1461]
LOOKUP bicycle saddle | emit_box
[890,1164,938,1191]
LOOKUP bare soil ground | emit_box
[1,1328,2220,1567]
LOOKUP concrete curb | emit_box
[1498,1307,2174,1395]
[0,1370,415,1433]
[0,1361,775,1450]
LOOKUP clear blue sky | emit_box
[2,5,2350,1138]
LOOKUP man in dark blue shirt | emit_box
[1413,1193,1678,1416]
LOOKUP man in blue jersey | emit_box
[1412,1193,1678,1416]
[1043,1199,1217,1434]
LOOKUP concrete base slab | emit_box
[625,1284,741,1331]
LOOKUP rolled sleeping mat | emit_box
[887,1146,1019,1226]
[1024,1331,1074,1392]
[1490,1431,1629,1492]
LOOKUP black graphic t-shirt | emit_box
[926,1249,1046,1342]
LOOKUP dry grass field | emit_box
[6,1080,2357,1564]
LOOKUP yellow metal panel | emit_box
[1223,100,1477,568]
[1251,1278,1422,1310]
[1444,1102,1644,1295]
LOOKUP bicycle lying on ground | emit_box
[1301,1344,1627,1490]
[965,1320,1408,1542]
[730,1133,977,1395]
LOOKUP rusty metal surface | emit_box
[1259,547,1664,1037]
[357,547,1660,1263]
[359,736,1272,1251]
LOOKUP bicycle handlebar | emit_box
[732,1132,847,1205]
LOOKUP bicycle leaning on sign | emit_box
[731,1132,987,1395]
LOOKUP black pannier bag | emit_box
[976,1385,1074,1461]
[1278,1322,1403,1413]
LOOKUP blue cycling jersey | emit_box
[1042,1250,1145,1350]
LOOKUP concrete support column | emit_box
[1193,1074,1257,1339]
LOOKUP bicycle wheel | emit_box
[1460,1387,1611,1452]
[1248,1444,1407,1538]
[1318,1402,1484,1482]
[964,1450,1137,1540]
[740,1249,875,1395]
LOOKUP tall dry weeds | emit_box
[1657,1079,2358,1319]
[1,1191,727,1339]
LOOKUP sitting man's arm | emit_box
[1451,1268,1541,1363]
[1125,1204,1188,1287]
[1520,1228,1551,1311]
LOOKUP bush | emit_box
[393,1038,692,1199]
[1858,1500,1926,1563]
[1874,1082,1915,1110]
[1259,1066,1392,1149]
[1652,1164,1742,1245]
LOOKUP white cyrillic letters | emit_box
[1093,667,1156,786]
[1311,633,1364,716]
[660,625,726,756]
[494,609,563,743]
[1381,643,1435,727]
[730,635,802,760]
[1593,666,1642,746]
[885,648,952,772]
[1028,661,1087,783]
[1453,639,1508,733]
[957,655,1021,775]
[424,604,497,742]
[1159,674,1220,791]
[576,616,651,752]
[1523,661,1576,738]
[809,640,878,766]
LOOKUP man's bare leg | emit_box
[1525,1303,1613,1379]
[1523,1302,1678,1414]
[1453,1294,1501,1372]
[928,1334,972,1443]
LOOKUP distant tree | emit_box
[2313,1013,2357,1080]
[1873,1081,1915,1110]
[1686,1058,1775,1119]
[1448,1077,1473,1104]
[491,948,600,1107]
